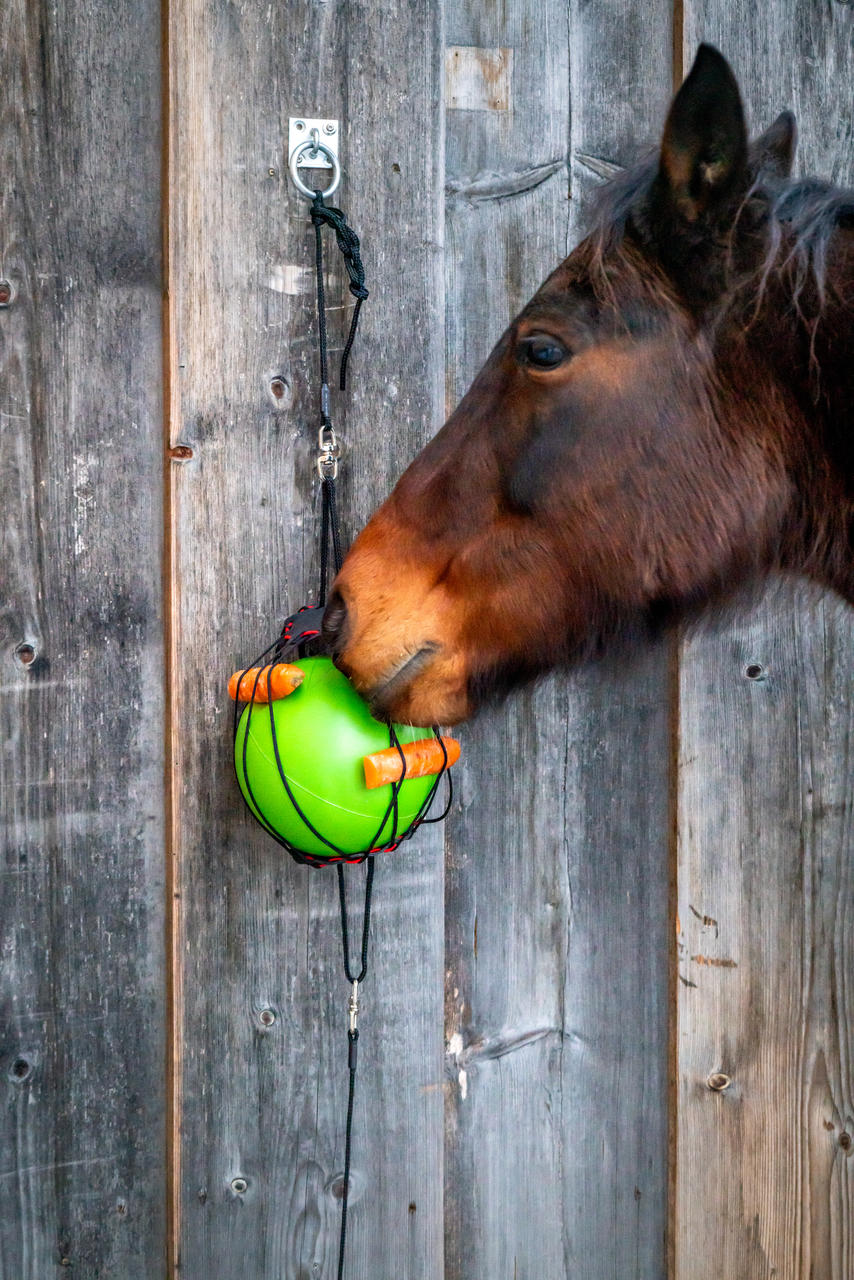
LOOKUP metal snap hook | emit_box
[289,138,341,200]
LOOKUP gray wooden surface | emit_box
[3,1,853,1276]
[442,2,674,1277]
[675,4,854,1274]
[0,0,167,1275]
[167,1,446,1275]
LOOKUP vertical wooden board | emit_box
[0,1,166,1276]
[443,4,674,1276]
[676,10,854,1275]
[675,587,854,1278]
[168,1,446,1276]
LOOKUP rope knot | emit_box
[311,192,368,388]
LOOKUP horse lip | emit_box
[367,643,441,712]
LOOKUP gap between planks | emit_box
[161,0,182,1271]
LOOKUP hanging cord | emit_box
[311,190,364,605]
[310,186,373,1279]
[311,191,369,391]
[336,858,375,1280]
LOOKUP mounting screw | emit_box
[294,119,305,131]
[707,1072,732,1092]
[323,122,336,134]
[231,1177,248,1194]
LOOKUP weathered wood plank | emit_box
[442,5,674,1276]
[675,586,854,1279]
[0,0,166,1275]
[168,1,446,1275]
[676,9,854,1274]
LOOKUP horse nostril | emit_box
[322,588,349,653]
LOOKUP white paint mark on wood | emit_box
[72,453,97,557]
[445,46,513,112]
[267,263,313,294]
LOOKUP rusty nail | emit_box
[15,642,36,667]
[259,1007,276,1027]
[707,1072,732,1092]
[270,377,288,400]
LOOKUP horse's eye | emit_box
[518,334,568,370]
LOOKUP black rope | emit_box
[336,858,375,1279]
[319,475,344,606]
[338,858,375,985]
[312,188,373,1280]
[311,192,369,390]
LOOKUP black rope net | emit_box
[230,597,453,870]
[231,193,452,869]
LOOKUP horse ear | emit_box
[750,110,797,179]
[657,44,748,224]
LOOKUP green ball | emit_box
[234,656,436,857]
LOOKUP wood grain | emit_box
[167,1,446,1275]
[675,585,854,1279]
[676,8,854,1275]
[0,0,166,1275]
[442,4,674,1276]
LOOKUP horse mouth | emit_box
[363,644,441,718]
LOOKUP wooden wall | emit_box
[2,1,852,1278]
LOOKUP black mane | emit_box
[586,150,854,308]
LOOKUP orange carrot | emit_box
[228,663,304,702]
[363,736,461,789]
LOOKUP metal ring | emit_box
[289,139,341,200]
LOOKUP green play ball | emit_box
[234,656,436,857]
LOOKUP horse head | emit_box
[325,45,854,724]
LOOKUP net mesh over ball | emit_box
[233,654,449,864]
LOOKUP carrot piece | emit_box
[363,736,461,789]
[228,663,304,702]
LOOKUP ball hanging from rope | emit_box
[232,656,459,859]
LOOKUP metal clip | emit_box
[317,422,341,479]
[348,980,359,1034]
